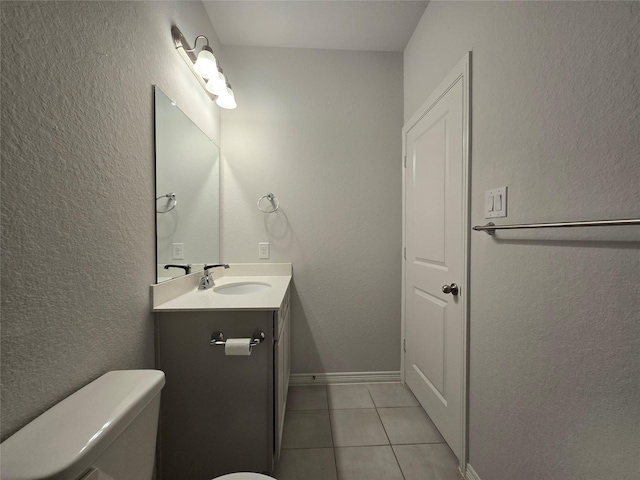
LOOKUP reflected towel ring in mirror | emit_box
[156,192,177,213]
[257,193,280,214]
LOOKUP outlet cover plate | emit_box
[172,243,184,259]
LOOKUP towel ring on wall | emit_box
[257,193,280,214]
[156,192,177,213]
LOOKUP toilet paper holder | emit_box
[210,330,266,348]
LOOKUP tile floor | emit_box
[273,383,461,480]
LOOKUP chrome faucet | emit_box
[199,264,230,290]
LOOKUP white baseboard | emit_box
[290,371,401,385]
[465,463,482,480]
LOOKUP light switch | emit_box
[494,193,502,211]
[485,187,507,218]
[486,194,494,212]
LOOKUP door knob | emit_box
[442,283,459,296]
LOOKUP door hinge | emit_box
[403,338,406,353]
[403,155,407,168]
[403,247,406,260]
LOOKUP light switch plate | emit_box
[485,186,507,218]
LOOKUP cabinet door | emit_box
[275,334,284,459]
[283,306,290,407]
[274,287,291,461]
[157,311,273,479]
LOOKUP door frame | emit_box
[401,52,471,472]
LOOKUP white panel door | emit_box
[403,56,469,463]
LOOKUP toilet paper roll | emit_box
[225,338,252,356]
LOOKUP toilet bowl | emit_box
[0,370,276,480]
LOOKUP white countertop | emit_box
[151,264,292,312]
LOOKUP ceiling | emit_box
[203,1,429,52]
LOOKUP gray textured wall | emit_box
[220,46,403,374]
[405,2,640,479]
[1,1,221,440]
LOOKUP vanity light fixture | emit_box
[216,83,237,109]
[193,43,218,79]
[172,25,237,109]
[206,67,227,96]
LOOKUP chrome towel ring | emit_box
[257,192,279,214]
[156,192,177,213]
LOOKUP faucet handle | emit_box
[164,264,192,274]
[204,264,230,272]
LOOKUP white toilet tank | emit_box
[0,369,165,480]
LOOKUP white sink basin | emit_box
[213,282,272,295]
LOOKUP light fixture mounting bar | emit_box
[172,25,216,101]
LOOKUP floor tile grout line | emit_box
[376,408,407,480]
[293,405,423,412]
[281,440,446,451]
[286,409,329,412]
[372,404,422,409]
[280,446,337,451]
[328,406,377,411]
[285,408,330,413]
[332,441,392,448]
[391,441,448,446]
[326,405,420,411]
[325,386,341,480]
[333,444,404,450]
[367,384,407,480]
[327,384,376,410]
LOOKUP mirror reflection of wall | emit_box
[154,86,220,283]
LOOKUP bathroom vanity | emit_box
[152,264,291,479]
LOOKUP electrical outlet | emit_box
[259,242,270,259]
[172,243,184,260]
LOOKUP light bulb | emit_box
[216,86,237,109]
[206,71,227,96]
[193,46,218,79]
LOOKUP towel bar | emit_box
[473,218,640,235]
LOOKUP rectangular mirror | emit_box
[154,86,220,283]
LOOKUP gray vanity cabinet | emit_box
[156,286,290,479]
